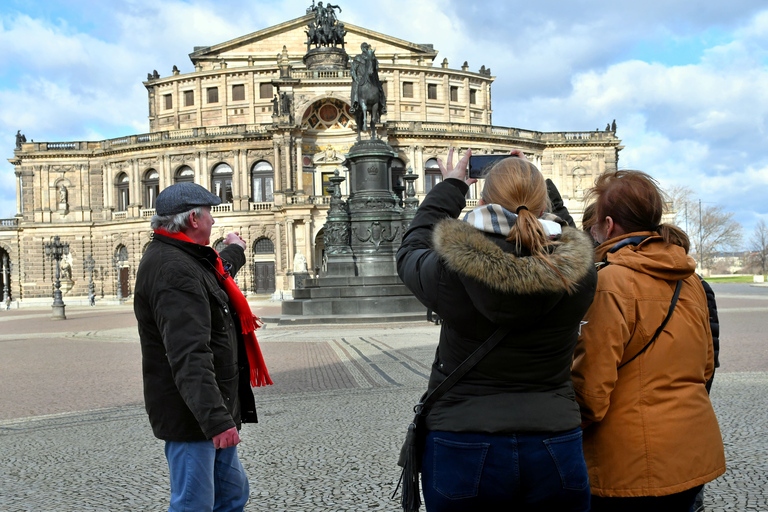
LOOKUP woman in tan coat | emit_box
[571,170,725,512]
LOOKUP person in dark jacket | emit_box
[397,148,597,511]
[134,183,272,512]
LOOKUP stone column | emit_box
[295,137,303,194]
[415,145,425,193]
[15,172,22,215]
[274,221,283,272]
[232,151,241,208]
[303,217,312,271]
[272,138,282,191]
[463,76,471,123]
[286,219,295,270]
[419,70,427,120]
[393,69,401,121]
[283,135,293,191]
[199,152,209,189]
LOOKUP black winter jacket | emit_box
[397,179,597,434]
[134,234,257,442]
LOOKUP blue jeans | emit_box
[164,441,249,512]
[422,428,590,512]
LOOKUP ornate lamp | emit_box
[84,255,96,306]
[112,255,123,301]
[44,236,69,320]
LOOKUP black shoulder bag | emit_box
[394,325,512,512]
[618,280,682,370]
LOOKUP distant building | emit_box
[2,9,621,303]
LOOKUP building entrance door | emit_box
[253,262,275,294]
[119,267,130,298]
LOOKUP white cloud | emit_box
[1,0,768,237]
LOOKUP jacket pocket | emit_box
[432,438,490,499]
[543,428,589,491]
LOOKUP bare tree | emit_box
[662,186,743,272]
[749,219,768,275]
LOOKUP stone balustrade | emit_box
[141,209,156,218]
[0,218,19,228]
[250,202,274,211]
[113,211,127,220]
[15,121,616,156]
[211,203,232,213]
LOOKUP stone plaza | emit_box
[1,282,767,511]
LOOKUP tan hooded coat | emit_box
[571,232,725,497]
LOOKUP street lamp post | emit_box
[2,254,11,309]
[44,236,69,320]
[112,255,123,301]
[84,254,96,306]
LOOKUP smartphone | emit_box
[468,154,517,179]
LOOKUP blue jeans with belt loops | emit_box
[164,440,249,512]
[421,427,590,512]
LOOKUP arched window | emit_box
[253,237,275,254]
[175,165,194,184]
[251,161,274,203]
[115,245,129,263]
[211,163,233,203]
[116,173,130,211]
[143,169,159,209]
[424,158,442,193]
[390,158,405,201]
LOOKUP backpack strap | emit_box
[618,280,682,370]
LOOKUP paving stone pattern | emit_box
[0,286,766,511]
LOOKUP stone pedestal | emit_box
[303,47,349,71]
[274,138,426,325]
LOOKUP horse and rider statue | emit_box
[350,43,387,140]
[305,2,346,49]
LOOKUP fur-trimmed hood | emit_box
[433,219,595,295]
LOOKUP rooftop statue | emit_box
[305,1,345,49]
[350,43,387,140]
[15,130,26,149]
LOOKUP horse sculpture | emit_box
[350,46,385,141]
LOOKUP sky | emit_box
[1,0,767,243]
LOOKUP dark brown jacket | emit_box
[134,234,257,442]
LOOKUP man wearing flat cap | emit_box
[134,182,272,511]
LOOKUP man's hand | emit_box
[212,427,240,449]
[223,232,246,250]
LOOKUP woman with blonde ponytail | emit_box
[397,148,597,511]
[572,170,725,511]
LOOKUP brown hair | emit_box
[587,170,690,252]
[481,157,575,289]
[581,202,597,234]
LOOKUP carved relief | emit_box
[324,222,351,254]
[209,151,236,161]
[354,221,399,250]
[349,198,396,211]
[170,154,195,164]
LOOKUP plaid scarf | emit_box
[462,204,564,239]
[154,229,273,387]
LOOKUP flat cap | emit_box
[155,182,221,216]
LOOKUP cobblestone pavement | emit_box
[0,284,766,511]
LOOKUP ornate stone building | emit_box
[2,9,621,304]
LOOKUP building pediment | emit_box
[189,13,439,69]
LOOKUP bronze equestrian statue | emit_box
[350,43,387,140]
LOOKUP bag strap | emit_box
[618,280,682,370]
[415,324,513,417]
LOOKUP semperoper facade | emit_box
[2,6,621,304]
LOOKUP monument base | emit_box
[303,47,349,71]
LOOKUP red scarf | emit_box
[155,229,273,387]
